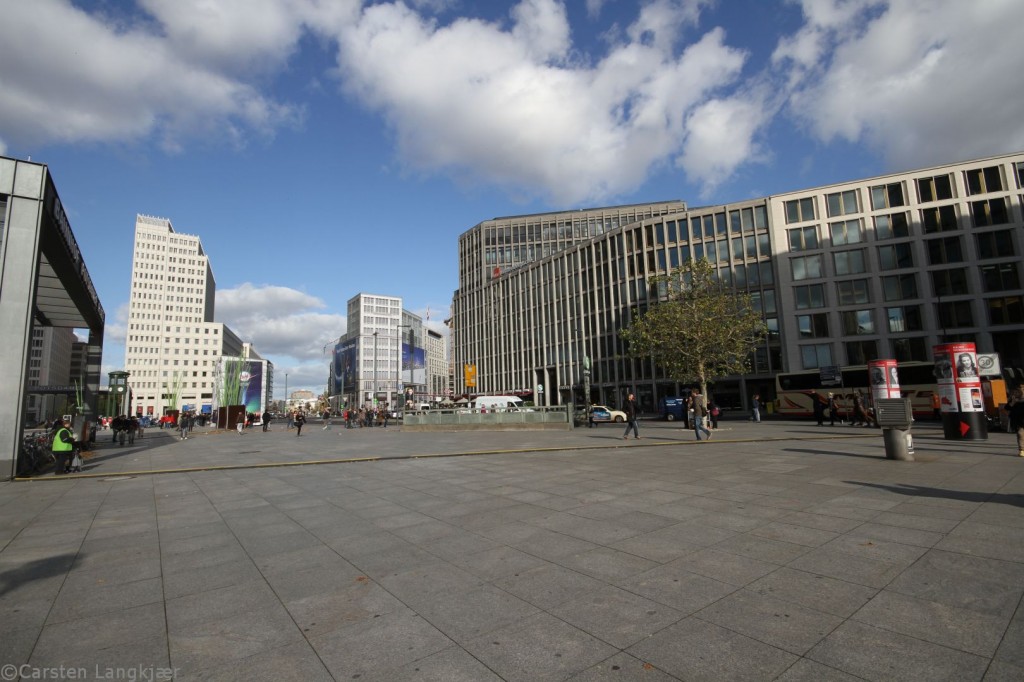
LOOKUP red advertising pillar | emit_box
[933,343,988,440]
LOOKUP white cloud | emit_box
[780,0,1024,169]
[0,0,301,150]
[678,90,773,196]
[215,284,346,361]
[333,0,749,203]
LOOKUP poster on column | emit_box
[934,343,981,413]
[868,359,901,401]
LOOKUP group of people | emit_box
[280,406,394,437]
[109,414,142,445]
[809,390,875,427]
[622,389,719,441]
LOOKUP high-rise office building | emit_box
[123,215,242,418]
[451,153,1024,412]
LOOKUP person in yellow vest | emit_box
[51,419,75,475]
[931,392,941,420]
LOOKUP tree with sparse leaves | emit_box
[621,257,767,398]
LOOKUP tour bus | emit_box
[774,361,936,419]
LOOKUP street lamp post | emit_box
[397,324,411,407]
[373,331,379,406]
[284,373,288,412]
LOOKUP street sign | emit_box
[819,365,842,387]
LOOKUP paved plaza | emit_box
[1,417,1022,681]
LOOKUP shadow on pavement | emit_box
[846,481,1024,508]
[0,553,79,597]
[783,447,881,460]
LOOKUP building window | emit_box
[833,249,866,275]
[788,226,818,251]
[826,189,859,217]
[842,309,875,335]
[801,344,833,369]
[932,268,969,296]
[882,273,918,301]
[917,174,954,202]
[976,230,1015,259]
[922,205,958,233]
[846,340,879,365]
[1015,161,1024,188]
[981,262,1020,292]
[965,166,1004,195]
[887,305,923,332]
[926,236,964,265]
[785,197,816,224]
[794,284,825,309]
[830,219,862,246]
[878,243,914,270]
[836,279,870,305]
[937,300,974,328]
[797,313,829,338]
[791,254,823,281]
[891,337,927,362]
[971,198,1010,227]
[870,182,905,210]
[874,212,910,240]
[987,296,1023,325]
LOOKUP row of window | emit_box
[792,241,1020,281]
[798,296,1022,368]
[788,202,1014,252]
[784,164,1022,225]
[793,263,1020,311]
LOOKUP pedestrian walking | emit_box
[262,410,272,432]
[1007,387,1024,458]
[180,412,191,440]
[321,409,331,430]
[751,393,761,423]
[813,392,825,426]
[691,389,713,441]
[295,411,306,437]
[828,392,840,426]
[932,392,941,420]
[622,393,640,439]
[707,399,720,430]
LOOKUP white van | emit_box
[471,396,526,412]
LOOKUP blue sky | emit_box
[2,0,1022,395]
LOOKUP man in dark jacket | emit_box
[622,394,640,440]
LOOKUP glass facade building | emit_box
[452,153,1024,413]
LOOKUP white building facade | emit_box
[123,215,243,418]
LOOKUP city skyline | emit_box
[3,0,1023,393]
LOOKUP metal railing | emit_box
[402,405,571,428]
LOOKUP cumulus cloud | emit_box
[3,0,1022,204]
[777,0,1024,169]
[215,284,346,361]
[0,0,303,151]
[333,0,750,202]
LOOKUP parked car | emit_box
[589,405,626,423]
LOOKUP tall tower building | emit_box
[124,215,242,418]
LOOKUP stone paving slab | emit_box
[1,418,1022,680]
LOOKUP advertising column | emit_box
[933,342,987,440]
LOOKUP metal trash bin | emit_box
[875,398,914,461]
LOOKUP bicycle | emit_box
[16,434,54,476]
